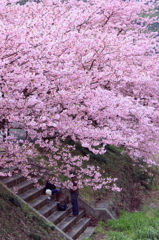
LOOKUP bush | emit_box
[32,215,55,231]
[0,193,21,207]
[28,233,42,240]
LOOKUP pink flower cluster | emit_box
[0,0,159,191]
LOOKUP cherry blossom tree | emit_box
[0,0,159,190]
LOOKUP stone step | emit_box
[10,179,35,195]
[0,159,11,170]
[19,185,45,202]
[77,226,96,240]
[67,218,90,240]
[29,192,68,210]
[57,210,85,233]
[48,204,72,225]
[0,166,18,173]
[1,174,26,188]
[0,166,19,179]
[29,194,48,210]
[38,200,58,218]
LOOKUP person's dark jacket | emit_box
[44,181,56,193]
[70,176,79,194]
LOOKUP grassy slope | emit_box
[0,183,64,240]
[91,200,159,240]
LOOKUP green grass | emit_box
[96,207,159,240]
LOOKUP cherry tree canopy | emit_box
[0,0,159,190]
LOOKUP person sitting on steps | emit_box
[44,179,61,202]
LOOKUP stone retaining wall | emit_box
[62,188,117,222]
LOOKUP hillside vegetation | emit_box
[73,143,158,215]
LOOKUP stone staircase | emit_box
[0,169,96,240]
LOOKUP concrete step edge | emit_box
[77,226,96,240]
[48,204,72,224]
[0,166,18,172]
[19,185,45,202]
[58,210,85,233]
[0,166,18,173]
[10,179,35,194]
[67,218,90,239]
[29,194,48,209]
[38,201,58,217]
[1,174,26,186]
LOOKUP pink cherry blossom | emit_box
[0,0,159,191]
